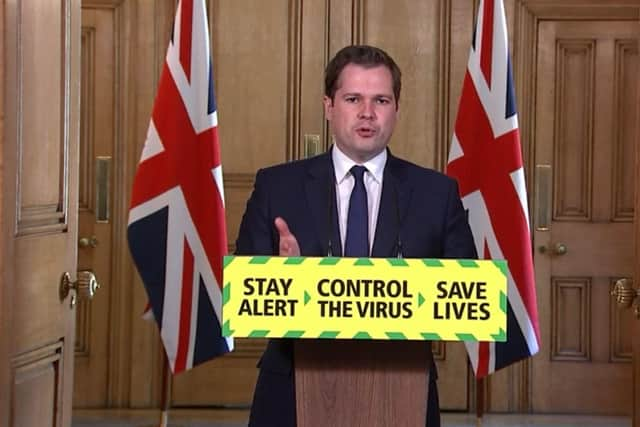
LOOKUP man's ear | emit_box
[323,96,333,120]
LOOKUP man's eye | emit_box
[376,98,390,104]
[345,97,358,103]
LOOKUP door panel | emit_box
[533,21,638,414]
[73,5,116,408]
[3,0,81,426]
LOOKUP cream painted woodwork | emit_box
[1,0,81,426]
[532,19,638,414]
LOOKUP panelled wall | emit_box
[74,0,639,416]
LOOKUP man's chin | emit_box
[352,145,386,162]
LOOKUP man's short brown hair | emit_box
[324,45,402,106]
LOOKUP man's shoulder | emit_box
[255,152,329,182]
[259,156,313,174]
[389,155,456,187]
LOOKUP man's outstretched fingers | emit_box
[274,217,300,256]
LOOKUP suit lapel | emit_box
[304,153,342,257]
[371,153,411,257]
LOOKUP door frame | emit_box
[0,2,8,420]
[1,2,13,424]
[633,17,640,424]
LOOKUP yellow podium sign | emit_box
[222,256,507,341]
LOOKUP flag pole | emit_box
[140,346,174,427]
[158,349,172,427]
[160,347,173,427]
[475,377,484,427]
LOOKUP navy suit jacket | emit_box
[235,149,477,426]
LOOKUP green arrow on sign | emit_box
[418,293,426,307]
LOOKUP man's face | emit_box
[324,64,398,163]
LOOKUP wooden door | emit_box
[532,20,638,414]
[73,5,117,407]
[1,0,81,426]
[633,37,640,427]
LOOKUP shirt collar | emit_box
[332,144,387,184]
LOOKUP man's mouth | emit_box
[356,127,376,137]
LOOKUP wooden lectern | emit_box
[294,340,432,427]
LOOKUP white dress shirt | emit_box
[331,144,387,254]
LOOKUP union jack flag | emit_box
[446,0,540,378]
[128,0,233,374]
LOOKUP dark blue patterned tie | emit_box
[344,165,369,257]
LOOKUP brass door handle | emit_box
[78,235,99,248]
[60,271,100,308]
[538,242,567,256]
[611,278,639,319]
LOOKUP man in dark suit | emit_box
[235,45,477,427]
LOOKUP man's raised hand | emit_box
[274,217,300,257]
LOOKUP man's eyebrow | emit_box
[340,92,394,98]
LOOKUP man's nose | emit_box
[358,101,376,119]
